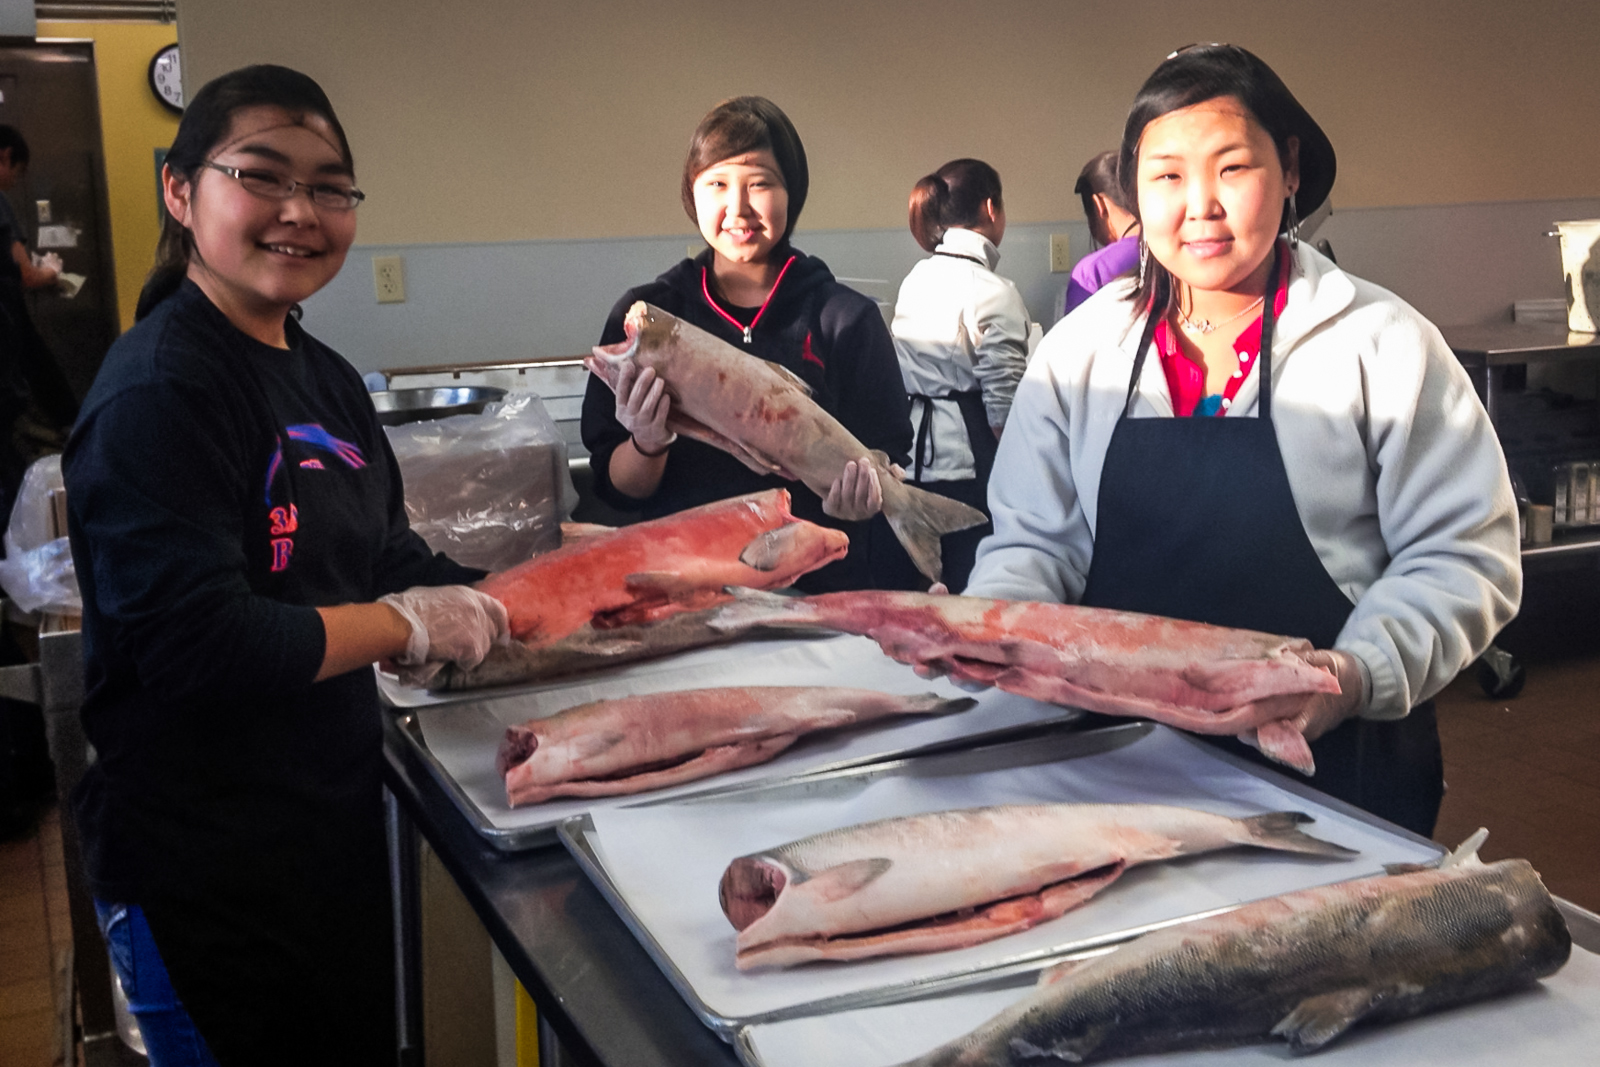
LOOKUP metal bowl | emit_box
[369,386,509,426]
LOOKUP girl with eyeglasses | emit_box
[966,45,1519,836]
[63,65,508,1065]
[581,96,923,591]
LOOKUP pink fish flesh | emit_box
[586,301,986,583]
[496,686,976,806]
[720,804,1354,969]
[710,588,1341,772]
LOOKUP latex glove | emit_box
[380,585,510,671]
[822,458,883,521]
[615,361,676,456]
[1238,649,1369,776]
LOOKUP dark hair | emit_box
[0,125,29,168]
[681,96,808,248]
[906,158,1003,254]
[1073,150,1130,247]
[1118,44,1336,314]
[137,64,354,321]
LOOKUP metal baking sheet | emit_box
[559,724,1445,1035]
[392,634,1083,850]
[733,900,1600,1066]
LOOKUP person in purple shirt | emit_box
[1063,150,1142,315]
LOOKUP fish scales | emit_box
[710,589,1340,770]
[586,302,987,583]
[721,803,1353,969]
[897,859,1571,1065]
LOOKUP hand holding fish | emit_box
[380,584,511,676]
[613,361,677,457]
[821,458,883,521]
[1239,648,1368,775]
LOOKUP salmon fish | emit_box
[586,301,986,583]
[896,849,1571,1065]
[496,687,976,806]
[710,588,1341,772]
[719,804,1354,969]
[419,490,846,690]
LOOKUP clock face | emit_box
[149,44,183,114]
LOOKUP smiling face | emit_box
[165,105,356,343]
[1135,97,1298,298]
[692,149,789,270]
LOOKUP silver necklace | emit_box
[1177,294,1264,335]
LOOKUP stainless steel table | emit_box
[380,709,741,1067]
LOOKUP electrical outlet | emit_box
[373,254,406,304]
[1049,233,1072,273]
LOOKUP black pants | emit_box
[138,836,397,1067]
[909,475,991,594]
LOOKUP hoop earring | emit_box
[1285,196,1300,249]
[1138,238,1149,287]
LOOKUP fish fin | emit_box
[1253,719,1317,775]
[1271,987,1380,1052]
[902,694,980,716]
[881,480,988,583]
[760,358,815,396]
[708,587,806,632]
[1439,828,1489,869]
[739,524,803,571]
[806,857,893,902]
[1239,811,1358,858]
[1383,861,1432,875]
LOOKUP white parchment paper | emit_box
[582,727,1443,1024]
[741,944,1600,1067]
[410,635,1078,838]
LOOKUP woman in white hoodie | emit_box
[966,46,1519,836]
[891,158,1031,590]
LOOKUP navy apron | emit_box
[1077,250,1443,836]
[907,390,996,592]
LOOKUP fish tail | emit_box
[881,482,988,584]
[1240,811,1357,858]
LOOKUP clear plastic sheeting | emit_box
[384,392,578,572]
[0,455,80,615]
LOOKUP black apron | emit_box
[906,390,997,592]
[1078,252,1443,836]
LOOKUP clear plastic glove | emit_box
[822,458,883,521]
[1237,649,1369,775]
[379,585,510,671]
[615,361,676,455]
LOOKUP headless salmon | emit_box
[720,803,1353,969]
[497,687,975,806]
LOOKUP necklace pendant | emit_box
[743,326,752,344]
[1193,319,1215,334]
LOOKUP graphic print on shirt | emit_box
[800,332,825,370]
[261,423,369,573]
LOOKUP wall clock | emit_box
[148,43,183,114]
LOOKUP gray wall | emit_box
[301,198,1600,376]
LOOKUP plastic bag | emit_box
[0,454,81,614]
[384,392,578,572]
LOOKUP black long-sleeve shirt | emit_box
[64,280,480,901]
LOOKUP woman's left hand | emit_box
[822,458,883,521]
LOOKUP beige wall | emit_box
[178,0,1600,246]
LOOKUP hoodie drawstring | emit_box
[701,255,797,344]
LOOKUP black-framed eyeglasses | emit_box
[201,161,366,211]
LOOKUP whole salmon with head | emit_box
[895,841,1571,1064]
[586,301,987,584]
[416,490,845,690]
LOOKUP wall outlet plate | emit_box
[1049,233,1072,274]
[373,254,406,304]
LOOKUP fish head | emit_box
[738,521,850,578]
[587,302,685,390]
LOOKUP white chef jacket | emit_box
[891,228,1030,481]
[967,242,1521,721]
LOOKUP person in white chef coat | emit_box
[890,158,1030,591]
[965,44,1520,836]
